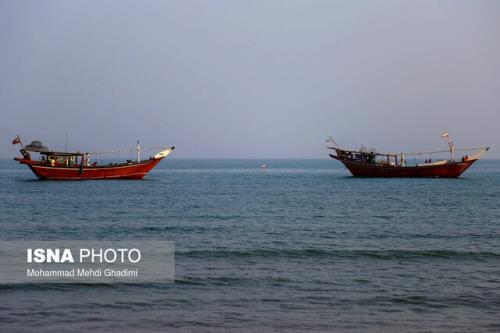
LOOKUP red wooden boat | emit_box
[327,133,489,178]
[12,136,174,180]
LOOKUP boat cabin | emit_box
[38,151,89,167]
[335,149,402,166]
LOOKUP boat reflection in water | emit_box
[327,132,489,178]
[12,136,174,180]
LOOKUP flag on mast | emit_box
[11,136,20,145]
[441,131,449,138]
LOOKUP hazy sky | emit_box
[1,0,499,158]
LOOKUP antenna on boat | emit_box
[441,131,454,161]
[137,140,141,163]
[65,132,68,152]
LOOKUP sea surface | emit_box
[0,158,499,332]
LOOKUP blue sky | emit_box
[1,0,499,158]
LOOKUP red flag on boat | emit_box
[11,136,20,145]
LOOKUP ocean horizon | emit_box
[1,158,499,332]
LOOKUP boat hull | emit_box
[330,155,477,178]
[15,158,163,180]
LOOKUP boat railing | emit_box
[26,144,173,168]
[87,145,172,156]
[329,146,489,159]
[402,146,489,157]
[328,145,489,167]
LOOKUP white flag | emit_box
[441,131,449,138]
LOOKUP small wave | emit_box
[139,225,226,233]
[367,294,500,310]
[174,275,292,287]
[372,215,394,220]
[178,248,500,260]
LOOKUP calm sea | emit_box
[0,159,499,332]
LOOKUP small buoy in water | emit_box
[261,164,267,169]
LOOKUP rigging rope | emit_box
[87,145,171,156]
[403,147,489,156]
